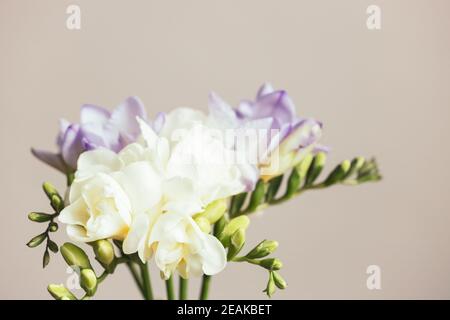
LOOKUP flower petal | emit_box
[80,104,110,125]
[110,96,147,143]
[31,148,67,173]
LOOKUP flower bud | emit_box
[43,250,50,268]
[272,271,287,289]
[50,194,64,213]
[42,182,59,199]
[194,216,212,234]
[91,240,115,267]
[28,212,53,223]
[227,228,246,261]
[263,273,276,298]
[49,222,58,232]
[305,152,326,186]
[48,240,59,253]
[80,269,97,296]
[247,180,266,212]
[246,240,278,259]
[357,158,382,183]
[285,168,300,198]
[60,242,92,270]
[47,284,77,300]
[213,215,228,237]
[26,233,47,248]
[229,193,247,217]
[296,153,314,179]
[196,199,227,224]
[218,216,250,247]
[323,160,351,186]
[259,258,283,271]
[265,175,283,202]
[342,156,365,180]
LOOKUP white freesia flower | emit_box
[60,113,249,278]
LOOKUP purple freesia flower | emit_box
[32,96,147,173]
[208,83,327,184]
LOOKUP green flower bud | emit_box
[265,175,283,202]
[80,269,97,296]
[60,242,92,270]
[285,168,300,198]
[91,240,115,267]
[263,273,276,298]
[272,271,287,289]
[194,216,211,233]
[305,152,326,186]
[218,216,250,247]
[195,199,227,224]
[357,158,382,183]
[43,250,50,268]
[247,180,266,212]
[49,222,58,232]
[42,182,59,199]
[50,194,64,213]
[246,240,278,259]
[324,160,351,186]
[26,233,47,248]
[48,240,59,253]
[229,193,247,217]
[227,228,246,261]
[213,215,228,237]
[296,153,314,179]
[342,157,365,180]
[28,212,53,223]
[259,258,283,271]
[47,284,77,300]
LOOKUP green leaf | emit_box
[27,233,47,248]
[28,212,53,223]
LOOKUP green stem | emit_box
[126,262,145,298]
[165,276,175,300]
[179,276,188,300]
[139,263,154,300]
[97,271,108,284]
[199,275,211,300]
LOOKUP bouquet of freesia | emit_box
[27,84,381,300]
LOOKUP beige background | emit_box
[1,0,449,299]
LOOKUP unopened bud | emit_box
[285,168,300,198]
[305,152,326,186]
[47,284,77,300]
[42,182,59,199]
[259,258,283,271]
[26,233,47,248]
[28,212,52,223]
[272,271,287,289]
[324,160,351,186]
[80,269,97,296]
[263,273,276,298]
[49,222,58,232]
[219,216,250,247]
[247,180,266,212]
[198,199,227,224]
[194,216,212,234]
[60,242,92,270]
[246,240,278,259]
[265,175,283,202]
[227,228,246,261]
[91,240,115,267]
